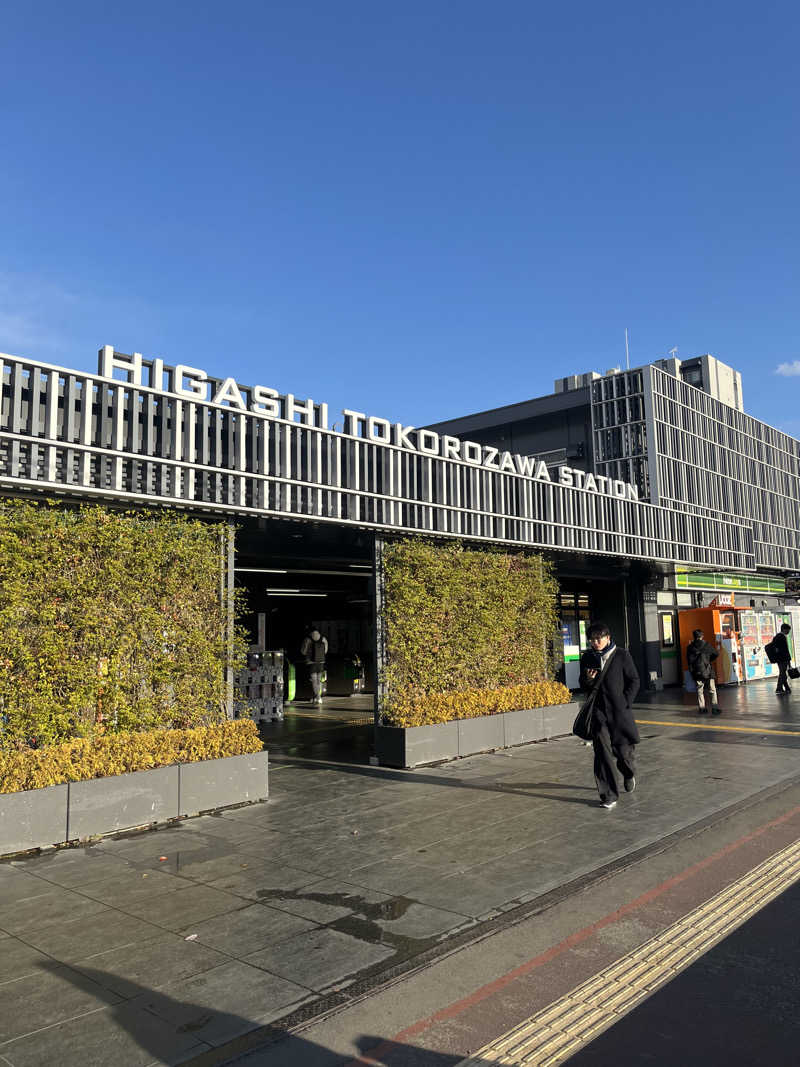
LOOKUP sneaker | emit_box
[711,706,721,716]
[697,707,708,714]
[624,777,636,792]
[600,799,617,810]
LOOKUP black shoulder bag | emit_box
[572,651,615,741]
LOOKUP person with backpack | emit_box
[769,623,793,695]
[300,628,328,703]
[686,628,720,715]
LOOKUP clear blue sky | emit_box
[2,2,798,434]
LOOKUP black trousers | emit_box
[592,724,636,801]
[777,662,791,692]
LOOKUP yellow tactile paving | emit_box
[635,718,800,736]
[456,838,800,1066]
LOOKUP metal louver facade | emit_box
[0,352,754,570]
[591,364,800,572]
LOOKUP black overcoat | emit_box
[772,632,791,665]
[579,647,641,746]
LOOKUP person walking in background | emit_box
[686,628,720,715]
[301,627,328,703]
[579,621,640,810]
[771,623,793,695]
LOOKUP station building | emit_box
[0,346,792,716]
[431,353,794,687]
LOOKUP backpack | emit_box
[301,635,326,665]
[764,641,779,664]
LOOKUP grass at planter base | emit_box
[381,680,571,728]
[0,720,262,794]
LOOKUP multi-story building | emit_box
[430,354,793,687]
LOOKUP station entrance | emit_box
[233,517,378,761]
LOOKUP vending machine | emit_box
[757,611,779,681]
[560,617,587,689]
[678,596,743,687]
[739,610,764,681]
[787,608,800,661]
[716,606,743,684]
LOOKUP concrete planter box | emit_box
[0,750,269,858]
[0,783,69,857]
[68,765,180,841]
[375,702,578,769]
[179,752,269,816]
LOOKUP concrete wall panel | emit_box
[179,751,269,816]
[0,784,68,855]
[67,766,179,840]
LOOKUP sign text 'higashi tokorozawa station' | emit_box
[100,347,640,502]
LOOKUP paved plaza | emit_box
[1,681,799,1065]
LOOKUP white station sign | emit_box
[100,347,639,501]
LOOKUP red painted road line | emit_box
[345,802,800,1066]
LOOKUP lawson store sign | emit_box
[101,346,640,502]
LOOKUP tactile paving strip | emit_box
[457,838,800,1066]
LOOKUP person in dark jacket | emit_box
[686,628,720,715]
[300,628,328,703]
[579,621,640,810]
[771,623,793,695]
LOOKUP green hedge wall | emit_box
[381,539,561,724]
[0,500,246,749]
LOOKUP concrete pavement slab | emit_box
[185,903,319,957]
[370,901,474,940]
[0,886,109,936]
[121,884,248,932]
[0,962,121,1043]
[69,935,230,999]
[8,847,132,888]
[77,866,189,906]
[243,927,395,992]
[17,909,165,963]
[0,1001,207,1067]
[127,959,313,1047]
[204,863,323,901]
[253,878,395,925]
[0,937,53,985]
[0,866,62,904]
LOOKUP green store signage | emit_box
[675,569,785,594]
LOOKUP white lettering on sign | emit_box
[558,465,638,501]
[98,347,638,498]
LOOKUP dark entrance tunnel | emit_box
[234,518,377,702]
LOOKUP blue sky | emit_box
[2,2,798,434]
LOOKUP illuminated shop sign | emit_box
[100,347,639,501]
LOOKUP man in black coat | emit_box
[771,623,793,695]
[579,621,640,810]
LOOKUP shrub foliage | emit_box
[0,500,246,749]
[384,681,571,728]
[381,540,567,726]
[0,720,262,794]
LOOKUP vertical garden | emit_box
[380,539,569,726]
[0,500,258,793]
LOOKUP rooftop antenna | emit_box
[624,328,630,370]
[668,346,678,358]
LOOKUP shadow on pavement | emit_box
[270,755,598,805]
[32,960,494,1067]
